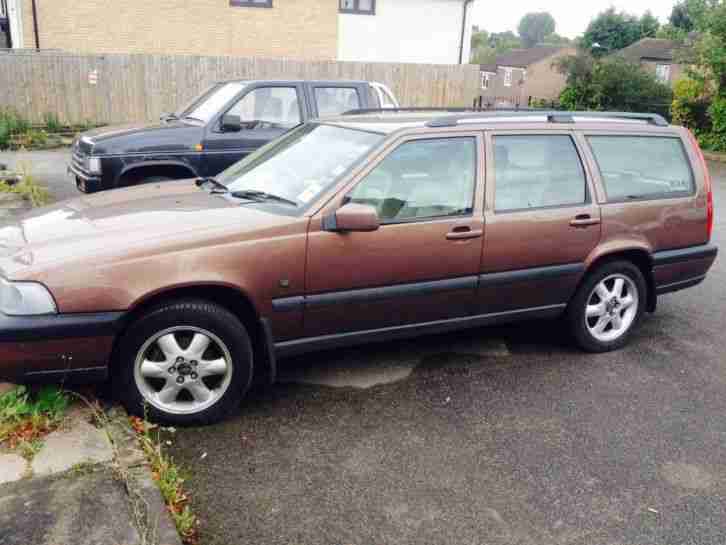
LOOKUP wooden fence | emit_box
[0,51,480,125]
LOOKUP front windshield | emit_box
[180,82,246,123]
[217,123,384,208]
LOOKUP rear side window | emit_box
[493,135,587,212]
[315,87,361,116]
[587,136,694,201]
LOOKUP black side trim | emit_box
[653,244,718,267]
[0,312,125,343]
[272,276,478,312]
[272,296,305,312]
[275,304,566,358]
[24,366,108,384]
[258,318,278,385]
[479,263,584,286]
[656,275,706,295]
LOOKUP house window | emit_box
[656,64,671,84]
[230,0,272,7]
[340,0,375,15]
[503,68,513,87]
[481,73,492,90]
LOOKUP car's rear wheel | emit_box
[567,261,646,352]
[117,299,253,425]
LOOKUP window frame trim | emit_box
[312,85,363,118]
[339,0,376,15]
[215,83,305,133]
[346,134,481,225]
[584,133,697,205]
[230,0,273,7]
[486,130,595,214]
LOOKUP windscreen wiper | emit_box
[230,190,298,207]
[195,177,228,194]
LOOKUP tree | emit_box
[556,54,673,112]
[640,11,660,38]
[582,8,645,56]
[517,12,556,48]
[669,2,695,32]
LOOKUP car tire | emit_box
[116,299,253,426]
[567,260,647,353]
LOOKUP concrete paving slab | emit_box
[31,419,113,477]
[0,453,27,485]
[0,470,141,545]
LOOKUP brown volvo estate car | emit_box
[0,110,717,424]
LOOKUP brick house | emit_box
[478,46,575,106]
[617,38,692,88]
[4,0,475,64]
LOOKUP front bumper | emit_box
[0,311,124,383]
[67,162,102,193]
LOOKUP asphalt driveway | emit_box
[160,161,726,545]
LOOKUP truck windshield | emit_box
[217,123,383,209]
[178,82,247,123]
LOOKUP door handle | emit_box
[446,226,483,240]
[569,214,601,228]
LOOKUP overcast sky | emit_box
[471,0,676,39]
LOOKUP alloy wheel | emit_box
[133,326,233,415]
[585,273,639,343]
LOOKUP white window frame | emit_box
[6,0,23,48]
[503,68,513,88]
[481,72,493,91]
[655,64,671,84]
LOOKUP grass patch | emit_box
[0,385,70,456]
[0,164,52,207]
[130,415,200,545]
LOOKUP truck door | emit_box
[202,83,307,175]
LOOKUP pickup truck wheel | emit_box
[567,261,646,353]
[116,299,253,425]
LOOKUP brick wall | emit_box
[21,0,337,59]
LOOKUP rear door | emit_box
[476,130,601,314]
[202,83,307,175]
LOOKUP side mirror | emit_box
[323,203,380,233]
[220,114,242,133]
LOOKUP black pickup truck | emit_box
[68,80,399,193]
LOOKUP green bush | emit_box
[43,112,62,133]
[671,77,712,132]
[0,108,31,150]
[702,97,726,151]
[557,55,673,115]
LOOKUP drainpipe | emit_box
[31,0,39,49]
[458,0,474,64]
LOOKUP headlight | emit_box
[0,277,57,316]
[87,157,102,175]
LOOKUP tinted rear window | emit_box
[587,136,694,201]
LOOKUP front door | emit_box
[477,131,601,314]
[202,83,306,176]
[304,134,485,337]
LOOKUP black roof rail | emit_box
[342,107,482,116]
[426,111,669,128]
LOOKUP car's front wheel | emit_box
[567,260,647,352]
[116,299,253,425]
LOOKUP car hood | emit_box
[78,120,203,155]
[0,180,296,279]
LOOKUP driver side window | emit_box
[348,137,477,223]
[227,87,301,129]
